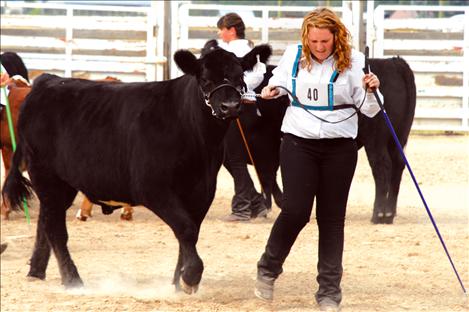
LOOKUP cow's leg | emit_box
[365,145,392,224]
[1,147,13,220]
[258,166,274,209]
[76,196,93,221]
[48,208,83,287]
[272,179,284,210]
[28,208,51,280]
[385,145,406,224]
[1,198,11,221]
[151,201,203,294]
[257,163,282,210]
[28,171,82,287]
[249,165,277,218]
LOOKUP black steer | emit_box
[2,41,272,293]
[223,57,416,224]
[357,57,416,224]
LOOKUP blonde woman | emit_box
[255,8,382,311]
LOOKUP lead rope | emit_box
[235,118,266,200]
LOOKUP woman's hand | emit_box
[363,72,380,93]
[261,85,280,99]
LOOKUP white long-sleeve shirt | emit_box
[269,44,382,139]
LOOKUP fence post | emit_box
[373,5,384,58]
[170,1,184,79]
[65,7,73,77]
[342,0,361,50]
[145,3,156,82]
[261,8,269,43]
[366,0,376,58]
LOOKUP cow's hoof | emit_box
[180,278,199,294]
[371,214,395,224]
[27,272,45,281]
[76,216,88,221]
[26,276,43,282]
[75,209,90,221]
[63,277,84,289]
[120,213,133,221]
[384,216,394,224]
[371,214,383,224]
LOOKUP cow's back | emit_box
[18,73,224,205]
[19,74,160,201]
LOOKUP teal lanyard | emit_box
[291,44,338,111]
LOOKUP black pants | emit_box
[224,121,265,217]
[257,133,358,304]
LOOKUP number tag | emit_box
[296,82,329,107]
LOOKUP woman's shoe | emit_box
[318,297,340,311]
[254,277,274,301]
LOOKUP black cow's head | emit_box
[174,40,272,120]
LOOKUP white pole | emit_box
[366,0,376,58]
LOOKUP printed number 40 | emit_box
[307,88,319,101]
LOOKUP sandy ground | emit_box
[1,133,468,312]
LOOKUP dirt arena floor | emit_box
[1,133,468,312]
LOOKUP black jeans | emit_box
[257,133,358,304]
[223,121,266,217]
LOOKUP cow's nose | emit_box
[220,101,240,116]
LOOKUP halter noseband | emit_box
[201,79,243,116]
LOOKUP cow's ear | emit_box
[174,50,199,76]
[241,44,272,71]
[201,39,219,57]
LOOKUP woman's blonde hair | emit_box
[300,8,352,73]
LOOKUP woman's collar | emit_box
[310,52,335,64]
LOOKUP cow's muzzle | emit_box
[202,82,242,119]
[218,101,241,119]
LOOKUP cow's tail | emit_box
[396,57,417,146]
[2,142,33,211]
